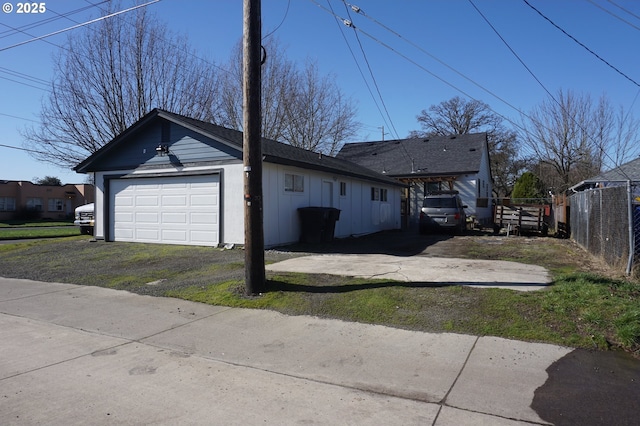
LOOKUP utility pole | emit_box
[243,0,265,295]
[378,126,388,141]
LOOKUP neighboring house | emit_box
[74,109,404,247]
[570,157,640,193]
[336,133,493,226]
[0,180,94,221]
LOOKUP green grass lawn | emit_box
[0,218,78,239]
[0,219,74,227]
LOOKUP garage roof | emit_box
[75,109,404,187]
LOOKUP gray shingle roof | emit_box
[588,157,640,182]
[75,109,403,187]
[336,133,487,178]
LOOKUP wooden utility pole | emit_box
[243,0,265,294]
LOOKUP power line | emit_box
[522,0,640,89]
[607,0,640,22]
[587,0,640,32]
[0,143,49,155]
[342,1,534,137]
[0,1,160,52]
[0,112,39,123]
[325,1,394,142]
[471,0,635,178]
[0,2,109,39]
[263,0,291,40]
[340,2,400,140]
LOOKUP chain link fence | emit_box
[569,184,638,273]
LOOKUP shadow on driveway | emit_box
[277,228,461,256]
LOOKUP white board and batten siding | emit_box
[262,163,401,247]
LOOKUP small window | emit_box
[285,173,304,192]
[371,187,380,201]
[340,182,347,196]
[381,188,388,202]
[48,198,64,211]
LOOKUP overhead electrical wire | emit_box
[325,1,394,143]
[0,1,160,52]
[340,2,400,140]
[310,0,534,140]
[263,0,291,40]
[587,0,640,32]
[0,2,109,39]
[328,1,635,175]
[606,0,640,22]
[522,0,640,89]
[470,0,635,178]
[343,1,533,135]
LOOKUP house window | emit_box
[340,182,347,196]
[285,173,304,192]
[381,188,388,202]
[48,198,64,211]
[26,197,43,211]
[0,197,16,211]
[371,187,379,201]
[426,182,444,193]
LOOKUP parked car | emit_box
[419,191,467,234]
[74,203,95,235]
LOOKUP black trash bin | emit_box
[323,208,341,242]
[298,207,341,243]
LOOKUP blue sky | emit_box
[1,0,639,184]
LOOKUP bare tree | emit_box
[608,105,640,168]
[518,90,635,192]
[216,38,360,155]
[23,2,220,169]
[411,96,524,197]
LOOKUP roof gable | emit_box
[337,133,488,177]
[74,109,403,187]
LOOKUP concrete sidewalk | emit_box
[0,277,571,425]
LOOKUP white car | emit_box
[74,203,95,235]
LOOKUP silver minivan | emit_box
[419,191,467,234]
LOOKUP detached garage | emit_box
[74,109,404,247]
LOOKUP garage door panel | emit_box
[190,230,217,244]
[115,195,134,207]
[162,212,187,224]
[161,229,187,241]
[190,212,217,225]
[135,212,159,223]
[136,195,159,207]
[111,175,219,246]
[114,212,134,223]
[136,228,160,241]
[191,194,217,206]
[161,194,187,206]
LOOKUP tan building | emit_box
[0,180,94,221]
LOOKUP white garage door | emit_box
[110,175,219,246]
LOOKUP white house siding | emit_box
[262,163,401,247]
